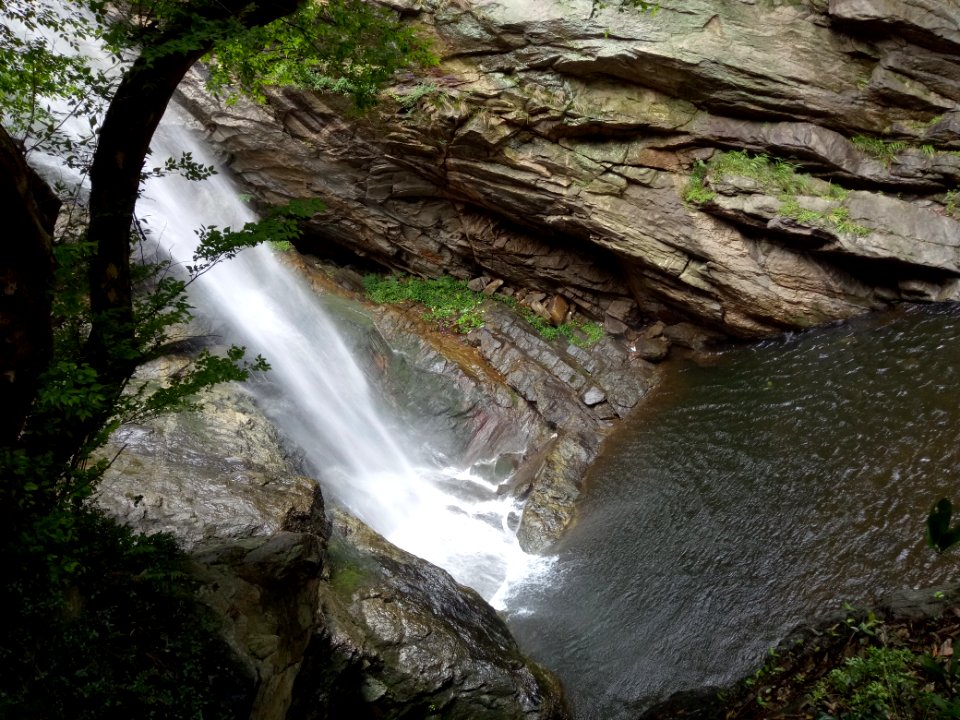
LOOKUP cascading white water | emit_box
[15,1,549,604]
[138,106,550,605]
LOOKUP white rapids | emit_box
[138,107,552,605]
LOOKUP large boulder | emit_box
[96,362,321,547]
[95,355,571,719]
[289,510,570,720]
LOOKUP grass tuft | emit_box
[363,273,605,346]
[686,150,872,236]
[851,135,907,165]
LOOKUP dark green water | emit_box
[507,304,960,719]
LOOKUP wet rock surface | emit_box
[291,510,570,720]
[96,373,570,720]
[96,362,320,548]
[295,258,659,551]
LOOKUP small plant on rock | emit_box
[851,135,907,165]
[943,190,960,220]
[686,150,872,236]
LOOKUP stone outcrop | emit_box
[291,510,568,720]
[97,359,320,547]
[294,258,657,551]
[95,370,570,720]
[177,0,960,342]
[192,532,326,720]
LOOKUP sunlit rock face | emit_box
[178,0,960,339]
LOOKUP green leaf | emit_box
[926,498,960,553]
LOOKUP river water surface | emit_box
[506,305,960,719]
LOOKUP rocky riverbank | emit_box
[284,254,664,551]
[638,584,960,719]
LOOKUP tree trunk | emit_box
[85,0,304,384]
[0,125,59,445]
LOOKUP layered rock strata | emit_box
[177,0,960,341]
[292,259,657,551]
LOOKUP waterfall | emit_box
[137,106,549,605]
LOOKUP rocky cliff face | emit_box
[290,258,657,551]
[178,0,960,340]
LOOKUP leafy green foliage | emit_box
[1,0,423,549]
[926,498,960,553]
[906,114,944,131]
[270,239,295,252]
[1,0,431,714]
[189,198,324,277]
[686,150,872,236]
[0,0,114,157]
[685,151,810,206]
[718,608,960,719]
[780,199,871,237]
[205,0,436,108]
[363,274,485,333]
[391,81,440,111]
[0,509,251,719]
[531,314,604,347]
[143,151,217,183]
[1,200,319,565]
[808,646,960,719]
[4,197,314,516]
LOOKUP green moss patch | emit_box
[685,150,871,237]
[362,273,604,347]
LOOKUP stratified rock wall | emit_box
[178,0,960,339]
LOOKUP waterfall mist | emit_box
[137,106,549,604]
